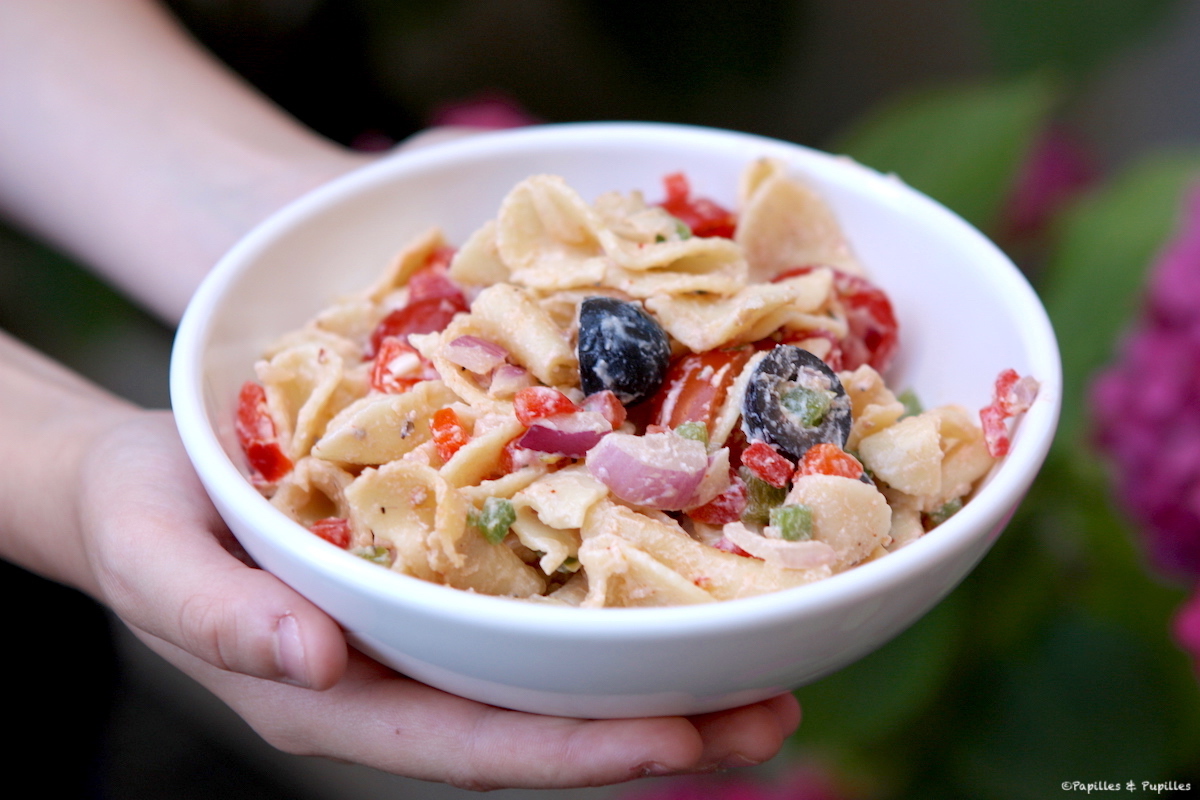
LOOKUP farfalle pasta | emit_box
[234,159,1037,607]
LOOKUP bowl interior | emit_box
[173,122,1061,634]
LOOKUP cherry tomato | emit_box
[648,346,753,436]
[370,336,432,394]
[431,407,470,462]
[367,295,468,357]
[741,441,794,488]
[310,517,352,549]
[235,381,292,483]
[793,442,864,480]
[514,386,578,426]
[774,266,899,373]
[659,172,737,239]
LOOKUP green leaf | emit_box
[832,76,1055,232]
[973,0,1184,78]
[950,613,1175,800]
[1036,150,1200,449]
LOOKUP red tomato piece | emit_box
[794,443,864,480]
[687,475,748,525]
[406,248,462,303]
[310,517,352,549]
[367,295,468,357]
[582,390,627,429]
[648,346,753,435]
[514,386,578,426]
[370,336,430,394]
[235,381,292,483]
[774,266,899,373]
[659,172,738,239]
[431,407,470,462]
[741,441,794,488]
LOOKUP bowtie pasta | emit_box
[235,159,1037,607]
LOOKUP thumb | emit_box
[80,413,346,689]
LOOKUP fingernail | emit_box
[717,753,761,770]
[634,762,691,778]
[276,614,310,687]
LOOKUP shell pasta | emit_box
[235,159,1036,607]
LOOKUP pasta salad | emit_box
[235,158,1037,607]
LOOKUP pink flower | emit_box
[1002,127,1095,241]
[1090,186,1200,581]
[427,90,540,130]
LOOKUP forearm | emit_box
[0,330,137,593]
[0,0,373,324]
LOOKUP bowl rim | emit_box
[171,121,1062,639]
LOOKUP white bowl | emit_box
[170,122,1061,718]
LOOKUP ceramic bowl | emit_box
[170,122,1061,718]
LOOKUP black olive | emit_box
[741,345,852,461]
[577,297,671,406]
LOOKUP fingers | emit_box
[144,643,799,791]
[80,413,347,689]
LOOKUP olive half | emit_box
[741,345,852,461]
[577,296,671,406]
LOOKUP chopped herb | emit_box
[781,386,832,426]
[675,420,709,445]
[469,497,517,544]
[739,466,786,526]
[556,556,581,573]
[674,219,693,239]
[770,504,814,541]
[922,497,963,530]
[898,388,923,418]
[655,233,666,243]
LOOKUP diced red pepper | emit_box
[980,368,1038,457]
[688,475,749,525]
[235,381,292,483]
[659,172,738,239]
[513,386,578,426]
[370,336,431,394]
[431,407,470,462]
[794,443,864,480]
[309,517,352,549]
[741,441,794,488]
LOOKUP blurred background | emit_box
[5,0,1200,797]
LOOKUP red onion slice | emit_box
[722,522,837,570]
[517,410,611,457]
[445,335,509,374]
[587,431,708,510]
[488,364,534,397]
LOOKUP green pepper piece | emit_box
[739,466,786,526]
[781,386,833,427]
[674,420,709,445]
[923,497,963,530]
[469,497,517,544]
[897,388,923,419]
[351,545,392,566]
[770,504,814,541]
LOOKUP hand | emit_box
[77,411,801,790]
